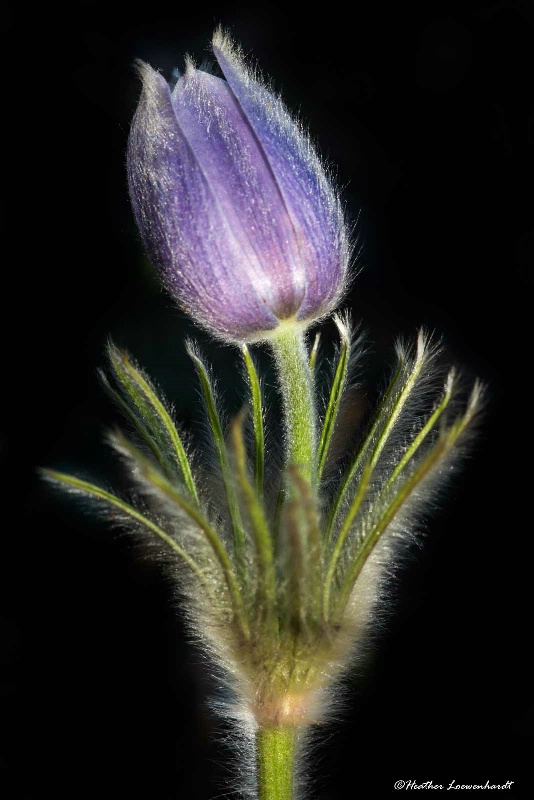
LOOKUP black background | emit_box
[2,1,533,797]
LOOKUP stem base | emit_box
[257,725,297,800]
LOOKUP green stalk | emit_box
[257,726,297,800]
[271,326,316,485]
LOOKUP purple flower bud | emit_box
[127,31,350,342]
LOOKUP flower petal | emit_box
[127,63,280,339]
[212,31,349,320]
[172,63,306,320]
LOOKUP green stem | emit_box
[257,726,297,800]
[271,327,316,484]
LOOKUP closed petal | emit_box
[127,63,279,339]
[212,30,349,320]
[172,64,306,320]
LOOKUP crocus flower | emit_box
[127,30,349,342]
[46,30,483,800]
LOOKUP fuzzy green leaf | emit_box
[42,469,207,586]
[386,368,456,486]
[231,415,276,633]
[103,343,199,505]
[284,495,307,635]
[324,369,458,619]
[317,315,351,481]
[326,332,430,543]
[187,344,247,580]
[309,331,321,378]
[333,382,483,618]
[109,433,251,640]
[242,345,265,500]
[287,467,323,624]
[323,462,373,621]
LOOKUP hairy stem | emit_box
[257,726,297,800]
[271,327,316,484]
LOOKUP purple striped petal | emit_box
[172,64,306,321]
[128,64,280,340]
[212,30,349,321]
[127,34,350,342]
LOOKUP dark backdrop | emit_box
[2,1,533,797]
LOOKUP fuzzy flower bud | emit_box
[127,30,349,342]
